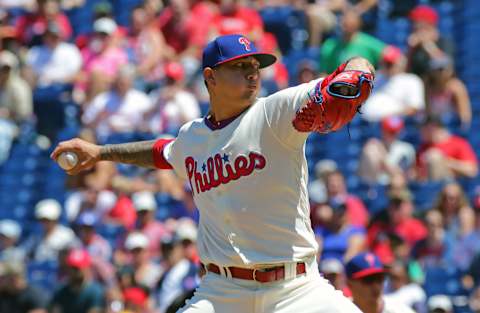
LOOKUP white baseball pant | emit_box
[176,257,362,313]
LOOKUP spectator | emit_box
[65,185,117,223]
[303,1,337,47]
[368,189,427,265]
[24,199,77,262]
[407,5,454,78]
[308,159,338,205]
[127,4,172,89]
[471,287,480,313]
[172,218,199,264]
[146,62,200,134]
[346,252,416,313]
[132,191,169,258]
[320,9,386,73]
[361,46,425,122]
[313,198,366,262]
[158,0,216,57]
[384,260,427,313]
[432,182,479,270]
[427,295,453,313]
[416,116,478,180]
[156,233,198,313]
[411,210,447,267]
[0,219,25,264]
[15,0,72,46]
[76,212,115,285]
[211,0,264,44]
[0,50,31,122]
[319,258,351,298]
[358,116,416,185]
[50,249,104,313]
[24,21,82,87]
[106,194,137,230]
[296,59,318,85]
[82,64,153,140]
[121,286,151,313]
[0,50,32,164]
[123,232,163,290]
[425,56,472,129]
[77,17,128,103]
[0,0,35,10]
[325,170,369,227]
[433,182,475,237]
[0,261,48,313]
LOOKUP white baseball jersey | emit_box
[159,78,323,267]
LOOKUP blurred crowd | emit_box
[0,0,479,313]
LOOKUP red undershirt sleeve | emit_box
[152,138,175,169]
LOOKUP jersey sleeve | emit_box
[263,78,323,149]
[152,128,189,179]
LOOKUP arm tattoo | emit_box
[99,140,157,168]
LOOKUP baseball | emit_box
[57,151,78,170]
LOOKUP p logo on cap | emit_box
[202,34,276,69]
[238,37,251,51]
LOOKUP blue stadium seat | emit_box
[260,5,308,55]
[409,181,444,212]
[27,260,59,294]
[97,223,126,248]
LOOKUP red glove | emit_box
[292,62,374,133]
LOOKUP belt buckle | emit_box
[252,268,258,281]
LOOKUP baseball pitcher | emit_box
[52,34,374,313]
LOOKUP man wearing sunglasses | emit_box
[52,34,374,312]
[346,252,416,313]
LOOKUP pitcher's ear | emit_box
[203,67,216,87]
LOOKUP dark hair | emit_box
[421,115,444,128]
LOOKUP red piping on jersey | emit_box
[152,138,174,169]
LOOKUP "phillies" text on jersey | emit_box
[185,152,266,194]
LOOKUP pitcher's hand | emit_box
[50,138,102,175]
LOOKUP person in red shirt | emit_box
[416,116,478,181]
[325,170,369,228]
[368,189,427,265]
[158,0,218,56]
[16,0,72,46]
[211,0,264,42]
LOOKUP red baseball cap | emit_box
[123,287,148,306]
[409,5,438,26]
[382,116,404,134]
[382,45,403,64]
[165,62,184,82]
[66,249,91,269]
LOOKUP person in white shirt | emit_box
[427,295,453,313]
[358,116,416,184]
[25,21,82,87]
[384,260,427,313]
[0,219,25,264]
[24,199,77,262]
[361,45,425,122]
[156,231,198,313]
[52,34,374,313]
[82,64,153,140]
[147,62,201,134]
[346,252,416,313]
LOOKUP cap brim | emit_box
[351,268,386,279]
[214,52,277,69]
